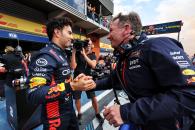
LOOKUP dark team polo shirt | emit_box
[74,52,96,76]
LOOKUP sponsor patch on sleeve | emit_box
[29,77,47,88]
[48,83,65,95]
[182,69,195,75]
[36,58,48,66]
[187,77,195,84]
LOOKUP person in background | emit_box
[91,7,96,21]
[97,55,105,66]
[0,47,15,100]
[1,45,26,86]
[14,45,29,76]
[24,52,31,65]
[87,2,92,19]
[71,38,104,125]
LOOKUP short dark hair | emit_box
[84,38,91,43]
[46,17,73,41]
[113,12,142,36]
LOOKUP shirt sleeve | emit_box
[95,70,122,90]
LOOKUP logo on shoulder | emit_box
[29,77,47,88]
[129,50,141,58]
[62,69,70,76]
[182,69,195,75]
[36,58,48,66]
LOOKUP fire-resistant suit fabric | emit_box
[27,43,78,130]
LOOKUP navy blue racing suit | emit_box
[27,43,78,130]
[96,33,195,130]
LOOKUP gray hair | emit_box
[113,12,142,36]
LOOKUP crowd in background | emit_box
[0,45,40,97]
[87,2,109,28]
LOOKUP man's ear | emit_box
[123,24,131,36]
[54,28,60,38]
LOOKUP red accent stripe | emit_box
[49,49,61,61]
[46,101,60,119]
[0,21,7,25]
[122,61,127,87]
[50,75,56,87]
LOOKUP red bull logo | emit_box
[187,77,195,84]
[48,83,65,95]
[48,118,61,130]
[29,77,46,88]
[182,69,195,75]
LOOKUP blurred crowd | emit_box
[0,45,39,99]
[87,2,110,28]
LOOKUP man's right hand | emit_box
[70,73,96,91]
[0,66,7,73]
[72,48,76,55]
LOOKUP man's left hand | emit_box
[103,104,124,127]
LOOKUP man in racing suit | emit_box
[27,17,95,130]
[85,12,195,130]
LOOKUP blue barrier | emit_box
[119,123,141,130]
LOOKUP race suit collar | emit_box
[50,42,65,52]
